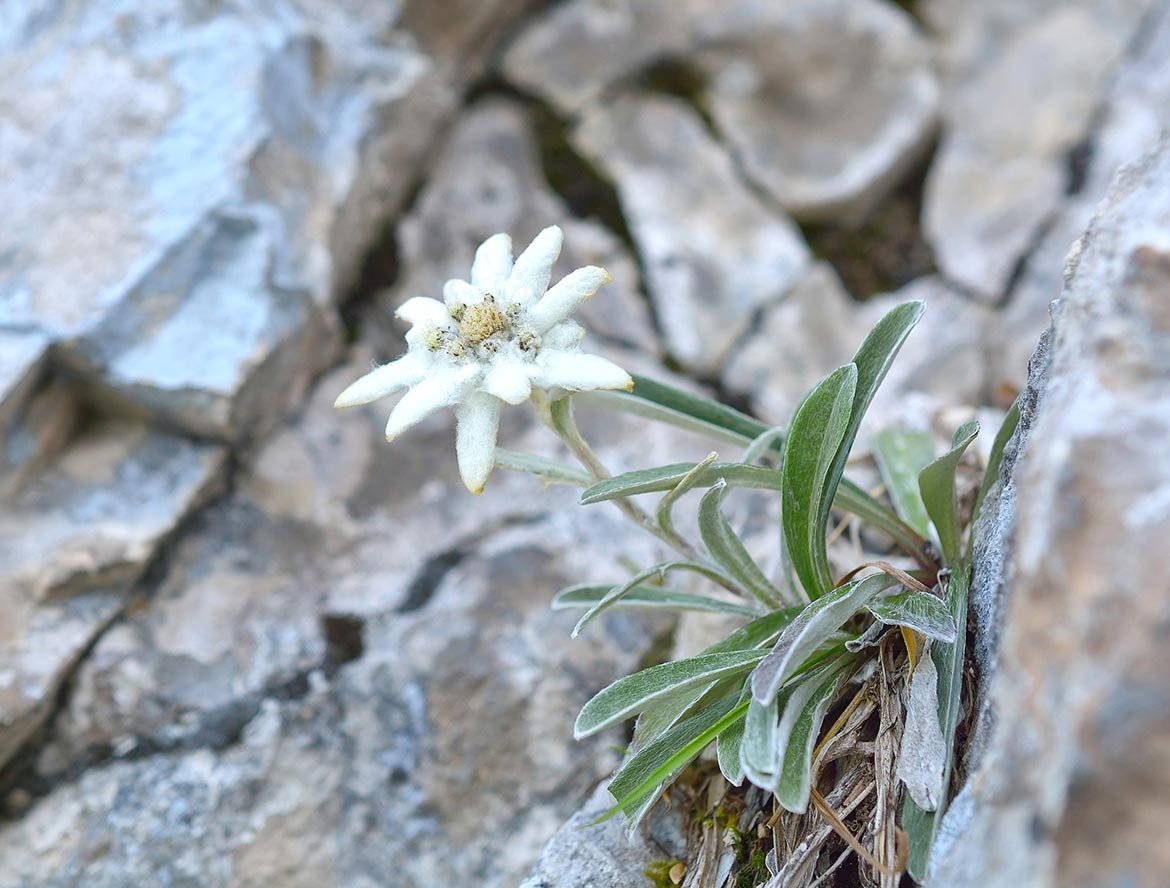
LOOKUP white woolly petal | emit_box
[384,365,481,441]
[455,392,502,495]
[542,320,586,351]
[443,278,481,310]
[396,296,452,329]
[471,233,513,296]
[527,266,610,333]
[533,352,633,393]
[506,225,563,308]
[482,361,533,405]
[334,353,428,408]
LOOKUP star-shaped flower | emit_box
[335,226,633,494]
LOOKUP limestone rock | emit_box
[922,0,1151,300]
[724,266,991,431]
[0,0,532,442]
[521,783,685,888]
[990,2,1170,398]
[0,418,225,769]
[572,94,810,374]
[501,0,703,114]
[0,504,676,888]
[932,138,1170,887]
[374,97,658,355]
[696,0,939,223]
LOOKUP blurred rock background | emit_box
[1,1,1168,886]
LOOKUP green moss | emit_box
[645,859,682,888]
[735,851,771,888]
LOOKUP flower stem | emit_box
[534,392,703,561]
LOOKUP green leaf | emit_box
[631,610,800,750]
[742,425,786,465]
[581,462,781,504]
[826,301,926,517]
[492,448,592,487]
[866,590,957,643]
[716,708,747,787]
[902,561,972,881]
[969,399,1020,542]
[627,375,773,442]
[740,690,782,790]
[572,561,736,638]
[934,564,970,808]
[575,649,765,739]
[552,584,759,618]
[602,695,748,823]
[872,428,935,538]
[774,662,851,813]
[657,452,719,539]
[902,796,934,882]
[919,420,979,565]
[782,364,858,598]
[752,574,894,704]
[698,481,785,607]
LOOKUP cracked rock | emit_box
[696,0,939,223]
[931,136,1170,888]
[991,2,1170,398]
[572,94,810,374]
[0,417,226,770]
[922,0,1151,300]
[0,0,531,441]
[724,265,991,431]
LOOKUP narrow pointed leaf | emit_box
[716,709,747,786]
[576,389,752,447]
[631,609,800,749]
[866,590,957,643]
[553,584,759,618]
[824,301,926,526]
[872,428,935,538]
[575,649,765,739]
[782,364,858,598]
[698,481,784,607]
[626,375,776,441]
[969,399,1020,542]
[919,420,979,565]
[657,451,719,538]
[572,561,736,638]
[581,462,780,503]
[602,695,748,822]
[752,574,894,704]
[774,662,852,813]
[743,425,786,464]
[741,690,782,790]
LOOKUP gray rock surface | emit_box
[0,417,225,768]
[931,138,1170,887]
[697,0,939,223]
[572,94,810,374]
[990,2,1170,397]
[0,0,532,442]
[724,267,991,432]
[922,0,1152,300]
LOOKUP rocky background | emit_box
[1,2,1168,887]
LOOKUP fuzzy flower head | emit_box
[335,226,633,494]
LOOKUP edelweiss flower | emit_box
[335,226,633,494]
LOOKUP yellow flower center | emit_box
[459,299,508,345]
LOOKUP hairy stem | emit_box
[534,391,704,562]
